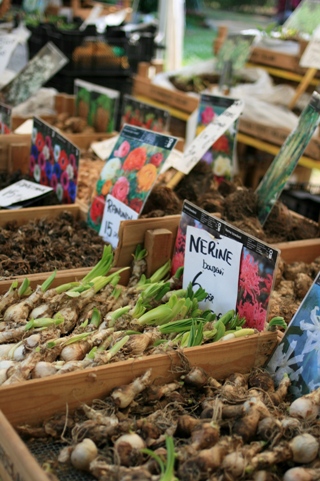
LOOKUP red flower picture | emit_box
[122,147,147,171]
[111,176,130,203]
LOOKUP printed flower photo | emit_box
[267,275,320,398]
[0,103,12,134]
[120,95,170,133]
[29,118,80,204]
[87,127,174,231]
[196,95,238,184]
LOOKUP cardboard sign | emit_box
[0,102,12,134]
[300,25,320,69]
[196,94,239,183]
[74,79,120,133]
[184,225,242,315]
[88,124,178,243]
[120,95,170,133]
[0,35,19,76]
[0,179,53,208]
[267,272,320,398]
[172,99,244,175]
[30,117,80,204]
[99,195,139,248]
[172,200,279,330]
[0,42,68,107]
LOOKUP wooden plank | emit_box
[9,143,30,173]
[0,411,50,481]
[272,238,320,264]
[0,331,277,428]
[0,204,80,227]
[145,228,174,277]
[114,215,181,268]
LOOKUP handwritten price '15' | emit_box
[192,271,214,302]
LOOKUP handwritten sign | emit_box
[0,179,53,208]
[0,35,18,76]
[300,25,320,69]
[171,99,244,175]
[267,272,320,398]
[99,194,138,248]
[184,226,242,315]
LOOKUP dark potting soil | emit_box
[0,211,107,278]
[141,162,320,243]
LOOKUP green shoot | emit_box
[18,278,30,297]
[41,269,57,293]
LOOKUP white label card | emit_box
[300,25,320,69]
[172,99,244,175]
[183,225,243,315]
[0,179,53,207]
[0,35,19,76]
[99,194,138,249]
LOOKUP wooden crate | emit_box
[272,237,320,264]
[0,329,277,481]
[0,212,181,289]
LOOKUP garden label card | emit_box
[172,99,243,175]
[74,79,120,133]
[0,179,53,208]
[172,200,279,330]
[216,32,257,72]
[267,273,320,398]
[0,35,19,76]
[197,94,239,183]
[300,25,320,69]
[0,103,12,134]
[30,117,80,204]
[0,42,68,107]
[283,0,320,36]
[184,225,242,315]
[120,95,170,133]
[88,124,177,247]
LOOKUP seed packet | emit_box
[172,200,279,331]
[120,95,170,133]
[87,124,177,248]
[267,272,320,397]
[0,42,68,107]
[30,117,80,204]
[74,79,120,133]
[196,94,239,183]
[0,103,12,134]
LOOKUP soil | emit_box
[141,162,320,244]
[0,211,107,278]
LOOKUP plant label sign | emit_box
[0,179,53,208]
[172,200,279,330]
[267,272,320,398]
[184,225,242,315]
[300,25,320,69]
[0,102,12,134]
[172,99,243,175]
[216,32,257,72]
[88,124,177,248]
[121,95,170,133]
[196,94,239,183]
[30,117,80,204]
[0,42,68,107]
[0,34,19,76]
[74,79,120,133]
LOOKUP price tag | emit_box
[172,99,244,175]
[0,179,53,207]
[99,194,138,248]
[300,26,320,69]
[183,226,242,315]
[0,35,19,76]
